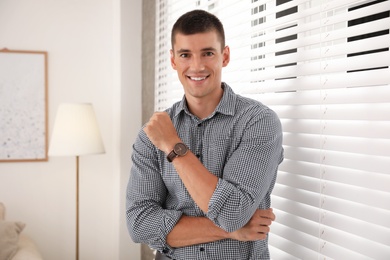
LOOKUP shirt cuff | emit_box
[154,209,183,254]
[206,178,236,231]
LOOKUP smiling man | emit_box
[126,10,284,260]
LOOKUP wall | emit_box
[0,0,141,259]
[141,1,156,259]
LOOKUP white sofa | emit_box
[0,202,43,260]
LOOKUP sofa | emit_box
[0,202,43,260]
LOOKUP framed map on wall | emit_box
[0,49,48,162]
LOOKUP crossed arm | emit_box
[167,209,275,248]
[144,112,277,248]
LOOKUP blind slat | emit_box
[256,85,390,105]
[279,119,390,139]
[269,233,319,259]
[273,103,390,121]
[318,224,390,259]
[284,133,390,157]
[239,68,390,93]
[247,51,390,80]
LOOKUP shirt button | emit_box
[199,247,205,252]
[162,248,169,254]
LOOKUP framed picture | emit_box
[0,49,48,162]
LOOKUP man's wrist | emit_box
[167,142,188,162]
[164,139,182,154]
[208,221,230,240]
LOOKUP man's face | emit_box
[170,30,230,102]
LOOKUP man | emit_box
[126,9,284,260]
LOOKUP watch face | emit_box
[174,143,188,156]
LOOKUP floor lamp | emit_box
[48,103,105,260]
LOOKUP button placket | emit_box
[193,120,204,162]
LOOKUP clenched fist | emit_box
[144,112,182,154]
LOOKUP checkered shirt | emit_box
[126,83,284,260]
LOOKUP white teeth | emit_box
[190,77,206,81]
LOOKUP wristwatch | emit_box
[167,142,188,162]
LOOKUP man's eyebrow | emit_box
[201,47,218,52]
[175,47,218,54]
[176,48,190,54]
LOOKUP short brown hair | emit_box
[171,10,225,50]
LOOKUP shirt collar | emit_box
[174,82,236,118]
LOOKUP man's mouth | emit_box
[187,76,209,81]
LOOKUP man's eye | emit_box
[180,53,189,58]
[204,52,214,56]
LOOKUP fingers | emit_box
[230,209,275,242]
[246,225,270,241]
[255,224,270,233]
[256,208,275,221]
[260,217,272,226]
[248,208,275,240]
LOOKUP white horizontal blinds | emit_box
[254,0,390,259]
[237,0,390,92]
[154,0,390,259]
[155,0,170,111]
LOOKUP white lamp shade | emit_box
[48,103,105,156]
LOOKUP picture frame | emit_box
[0,49,48,162]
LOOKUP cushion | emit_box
[11,234,43,260]
[0,220,26,260]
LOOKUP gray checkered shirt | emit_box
[126,83,284,260]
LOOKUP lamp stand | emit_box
[48,103,105,260]
[76,155,79,260]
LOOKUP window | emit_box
[154,0,390,258]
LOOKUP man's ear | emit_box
[222,45,230,67]
[170,49,177,70]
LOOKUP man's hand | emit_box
[228,208,275,241]
[144,112,181,154]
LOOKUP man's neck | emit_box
[186,89,224,120]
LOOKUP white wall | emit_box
[0,0,141,259]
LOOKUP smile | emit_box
[188,76,209,81]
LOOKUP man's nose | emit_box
[191,56,205,71]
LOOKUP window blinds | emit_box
[155,0,390,259]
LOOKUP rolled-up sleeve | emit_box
[206,108,284,232]
[126,129,182,252]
